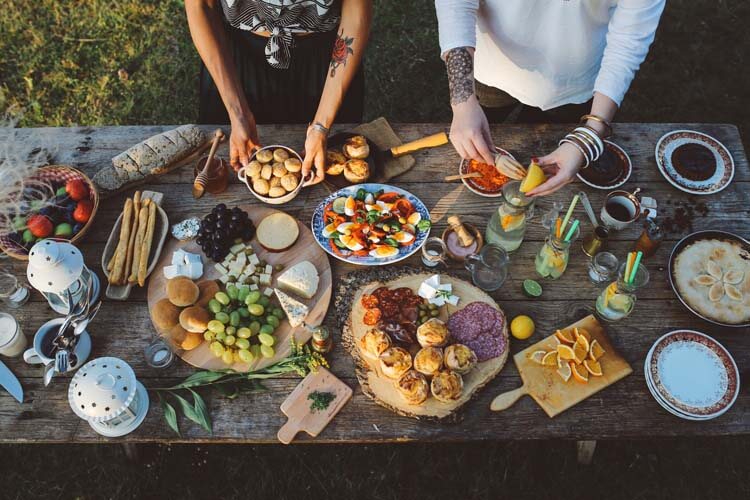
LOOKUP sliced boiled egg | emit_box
[407,212,422,225]
[344,196,357,216]
[365,204,380,213]
[392,231,415,244]
[364,193,375,205]
[367,235,381,243]
[376,201,393,214]
[369,245,399,258]
[336,222,355,235]
[340,234,364,251]
[322,223,338,238]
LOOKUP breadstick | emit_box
[137,201,157,286]
[110,198,133,285]
[106,253,115,272]
[129,199,150,283]
[124,191,141,280]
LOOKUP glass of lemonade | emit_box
[535,222,579,280]
[485,181,535,252]
[595,262,650,321]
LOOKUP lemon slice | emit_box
[519,162,546,193]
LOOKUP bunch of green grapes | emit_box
[204,283,285,365]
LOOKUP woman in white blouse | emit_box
[435,0,666,195]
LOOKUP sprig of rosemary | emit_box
[150,339,328,436]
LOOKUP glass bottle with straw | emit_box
[535,195,580,280]
[595,251,649,321]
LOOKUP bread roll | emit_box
[256,149,273,164]
[181,331,203,351]
[280,173,299,192]
[260,164,273,180]
[270,176,281,188]
[343,159,370,184]
[268,186,287,198]
[166,277,199,307]
[272,163,287,178]
[247,160,262,179]
[273,148,289,163]
[153,298,181,331]
[169,324,189,346]
[196,280,220,307]
[179,305,211,333]
[343,135,370,159]
[325,150,346,176]
[284,158,302,173]
[253,178,270,195]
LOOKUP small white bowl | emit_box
[237,145,310,205]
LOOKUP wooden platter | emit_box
[147,205,332,371]
[490,315,632,417]
[339,268,509,422]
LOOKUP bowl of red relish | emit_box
[458,147,515,197]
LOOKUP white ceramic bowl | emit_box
[237,145,309,205]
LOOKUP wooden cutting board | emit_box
[490,315,632,417]
[277,367,352,444]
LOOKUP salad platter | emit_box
[311,183,431,266]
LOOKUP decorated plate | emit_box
[458,147,515,197]
[655,130,734,195]
[645,330,739,419]
[311,183,431,266]
[577,140,632,190]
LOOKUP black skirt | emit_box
[199,27,364,125]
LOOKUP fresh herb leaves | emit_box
[308,391,336,412]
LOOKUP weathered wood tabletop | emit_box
[0,123,747,443]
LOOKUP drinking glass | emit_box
[588,252,619,284]
[0,272,30,308]
[535,223,580,280]
[465,244,509,291]
[422,237,448,268]
[0,312,27,357]
[144,338,174,368]
[595,262,650,322]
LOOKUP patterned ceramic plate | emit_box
[655,130,734,195]
[644,349,714,421]
[577,140,632,190]
[646,330,739,419]
[311,183,431,266]
[459,147,515,197]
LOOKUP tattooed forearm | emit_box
[330,30,355,77]
[445,47,474,106]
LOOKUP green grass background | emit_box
[1,1,749,499]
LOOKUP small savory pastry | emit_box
[444,344,477,374]
[269,176,282,188]
[413,346,444,376]
[260,164,273,180]
[343,135,370,159]
[256,149,274,164]
[430,370,464,403]
[247,160,263,179]
[378,346,412,379]
[359,328,391,360]
[268,186,287,198]
[273,148,289,163]
[280,173,299,192]
[253,178,270,195]
[284,157,302,173]
[326,150,347,175]
[416,318,449,348]
[396,370,429,405]
[343,159,370,184]
[272,162,287,178]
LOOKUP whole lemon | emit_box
[510,315,535,340]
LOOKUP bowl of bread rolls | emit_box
[237,145,308,205]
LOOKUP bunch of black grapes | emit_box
[196,204,255,261]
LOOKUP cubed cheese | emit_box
[248,254,260,266]
[264,264,273,275]
[263,287,274,297]
[163,265,183,279]
[171,250,187,266]
[259,273,271,286]
[185,262,203,280]
[236,252,247,266]
[218,275,230,284]
[249,284,259,291]
[214,263,228,275]
[185,252,202,264]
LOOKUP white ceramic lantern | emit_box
[26,239,100,314]
[68,357,149,437]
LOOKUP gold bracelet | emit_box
[579,114,613,138]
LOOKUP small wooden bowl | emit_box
[441,222,484,262]
[0,165,99,260]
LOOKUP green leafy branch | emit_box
[150,339,328,436]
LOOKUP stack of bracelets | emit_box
[558,114,613,169]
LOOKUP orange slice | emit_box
[556,361,572,382]
[584,359,603,377]
[541,351,558,366]
[571,362,589,383]
[573,337,588,364]
[555,329,576,345]
[557,344,576,361]
[589,340,606,361]
[574,327,591,343]
[529,350,547,365]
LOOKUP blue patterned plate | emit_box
[311,183,431,266]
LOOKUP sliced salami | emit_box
[447,302,507,361]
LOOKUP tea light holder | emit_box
[26,239,100,315]
[68,357,149,437]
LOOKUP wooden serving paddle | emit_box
[277,367,352,444]
[192,129,224,199]
[490,315,632,417]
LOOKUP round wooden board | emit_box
[341,270,509,422]
[147,205,332,372]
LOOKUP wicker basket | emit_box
[0,165,100,260]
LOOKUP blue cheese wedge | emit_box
[276,261,319,299]
[274,289,309,328]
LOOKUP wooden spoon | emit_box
[445,172,482,182]
[192,129,224,199]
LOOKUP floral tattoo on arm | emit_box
[445,47,474,106]
[330,30,354,77]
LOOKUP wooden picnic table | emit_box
[0,123,748,446]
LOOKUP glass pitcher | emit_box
[595,261,650,321]
[485,181,535,252]
[535,223,580,280]
[465,244,510,292]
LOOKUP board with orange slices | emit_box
[490,315,632,418]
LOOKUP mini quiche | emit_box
[430,370,464,403]
[443,344,477,374]
[378,346,412,379]
[359,328,391,360]
[396,370,430,405]
[413,346,444,377]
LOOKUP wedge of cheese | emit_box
[276,261,319,299]
[274,289,309,328]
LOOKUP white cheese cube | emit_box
[185,263,203,280]
[437,283,452,293]
[214,263,228,275]
[218,275,230,284]
[259,273,271,286]
[418,282,438,300]
[263,287,274,297]
[163,265,182,279]
[249,284,259,291]
[445,294,460,306]
[229,243,245,255]
[171,250,187,266]
[236,252,247,266]
[248,254,260,266]
[185,252,202,264]
[264,264,273,275]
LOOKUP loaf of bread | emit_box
[93,125,207,196]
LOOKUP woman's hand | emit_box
[228,114,261,172]
[526,142,585,197]
[449,97,496,166]
[301,127,327,185]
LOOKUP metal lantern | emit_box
[26,239,100,314]
[68,357,149,437]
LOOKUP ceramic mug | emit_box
[23,317,91,372]
[600,188,642,231]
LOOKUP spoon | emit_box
[74,301,102,336]
[192,129,224,199]
[578,191,599,227]
[43,363,55,386]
